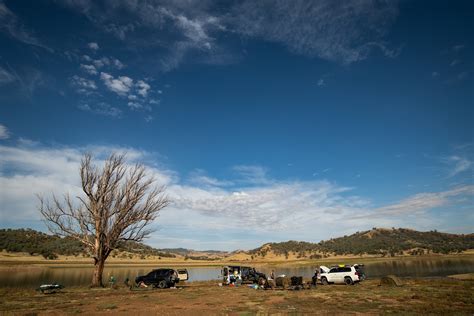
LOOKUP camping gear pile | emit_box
[36,283,64,294]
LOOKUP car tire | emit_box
[321,277,328,285]
[344,277,353,285]
[157,280,167,289]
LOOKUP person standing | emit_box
[312,267,319,287]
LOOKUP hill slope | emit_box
[247,228,474,259]
[1,227,473,261]
[0,229,177,259]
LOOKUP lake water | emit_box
[1,257,473,288]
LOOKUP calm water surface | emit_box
[1,257,473,288]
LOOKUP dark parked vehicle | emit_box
[222,266,266,285]
[135,268,187,288]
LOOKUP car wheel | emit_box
[344,277,353,285]
[157,280,167,289]
[321,277,328,285]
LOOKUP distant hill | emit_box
[1,227,473,261]
[0,229,177,259]
[247,228,474,259]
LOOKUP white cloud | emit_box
[353,186,474,219]
[187,169,234,187]
[136,80,150,97]
[0,66,16,85]
[0,124,10,139]
[112,58,125,69]
[78,102,122,118]
[80,64,97,75]
[93,57,110,68]
[232,165,271,185]
[447,156,472,177]
[88,42,99,50]
[127,101,143,109]
[70,75,97,94]
[1,142,472,250]
[317,79,325,87]
[100,72,133,96]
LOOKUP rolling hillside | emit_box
[1,227,473,261]
[246,228,474,260]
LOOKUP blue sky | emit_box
[0,0,473,250]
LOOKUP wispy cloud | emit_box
[80,64,97,75]
[0,1,52,51]
[228,0,400,64]
[78,102,122,118]
[0,66,16,85]
[232,165,271,185]
[187,169,234,187]
[70,75,97,94]
[59,0,400,71]
[0,124,10,139]
[446,156,472,177]
[1,142,472,249]
[353,186,474,219]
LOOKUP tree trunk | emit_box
[92,257,106,287]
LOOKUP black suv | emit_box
[135,268,180,288]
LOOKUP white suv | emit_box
[319,265,360,285]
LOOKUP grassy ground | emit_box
[0,278,473,315]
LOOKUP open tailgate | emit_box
[177,269,189,281]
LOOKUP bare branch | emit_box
[37,152,170,287]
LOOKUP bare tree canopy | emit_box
[38,153,169,287]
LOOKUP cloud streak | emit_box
[1,141,472,249]
[59,0,400,70]
[0,1,52,51]
[0,124,10,139]
[228,0,400,64]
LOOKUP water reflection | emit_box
[0,257,473,288]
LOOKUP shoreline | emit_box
[1,252,473,268]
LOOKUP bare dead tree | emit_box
[38,153,169,287]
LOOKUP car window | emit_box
[329,268,338,273]
[146,271,155,277]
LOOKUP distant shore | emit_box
[1,251,473,268]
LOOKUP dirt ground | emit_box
[0,278,473,315]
